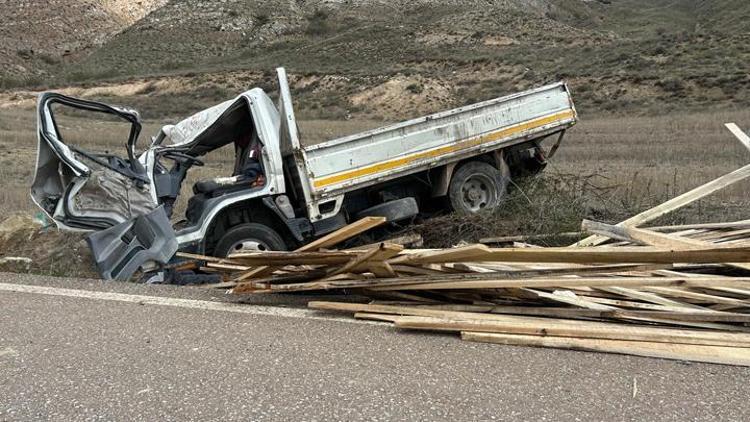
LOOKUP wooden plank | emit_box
[478,246,750,265]
[231,244,401,294]
[253,264,680,293]
[309,300,750,332]
[366,291,441,303]
[461,332,750,367]
[231,216,387,282]
[595,286,708,310]
[704,286,750,298]
[348,244,404,274]
[387,245,750,266]
[648,220,750,232]
[393,316,750,347]
[579,291,749,331]
[641,286,750,306]
[367,261,397,278]
[228,251,362,266]
[582,220,708,249]
[573,162,750,246]
[233,244,403,294]
[725,123,750,151]
[520,288,616,311]
[350,233,423,250]
[390,265,448,277]
[175,252,243,265]
[523,288,747,330]
[605,309,750,323]
[325,244,387,278]
[205,262,251,272]
[583,296,709,312]
[299,216,387,252]
[583,220,750,271]
[470,306,750,323]
[370,276,750,292]
[388,244,493,265]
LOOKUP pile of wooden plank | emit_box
[178,215,750,367]
[175,123,750,366]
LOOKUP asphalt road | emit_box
[1,273,749,421]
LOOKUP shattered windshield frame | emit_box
[38,93,149,183]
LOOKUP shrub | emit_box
[305,10,331,36]
[406,82,424,94]
[657,78,685,94]
[255,13,270,26]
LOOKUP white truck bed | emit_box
[300,81,576,199]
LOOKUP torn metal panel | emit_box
[87,206,178,281]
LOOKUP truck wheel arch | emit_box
[202,198,298,255]
[213,223,288,257]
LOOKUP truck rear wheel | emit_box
[214,223,287,257]
[448,161,509,214]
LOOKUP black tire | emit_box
[356,197,419,222]
[448,161,509,214]
[213,223,287,257]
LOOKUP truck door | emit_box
[32,93,178,280]
[32,93,156,231]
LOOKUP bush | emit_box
[305,10,331,36]
[657,78,685,94]
[406,82,424,94]
[255,13,270,26]
[409,172,630,248]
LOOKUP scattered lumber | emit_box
[174,126,750,366]
[176,215,750,366]
[575,123,750,247]
[461,332,750,367]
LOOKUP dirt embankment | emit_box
[0,215,98,278]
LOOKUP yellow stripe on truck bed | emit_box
[312,109,576,189]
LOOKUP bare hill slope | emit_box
[0,0,166,78]
[1,0,748,117]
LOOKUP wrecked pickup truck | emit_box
[32,68,577,279]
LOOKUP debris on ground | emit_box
[174,150,750,366]
[179,216,750,367]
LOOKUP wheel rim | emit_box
[228,239,270,253]
[460,174,496,212]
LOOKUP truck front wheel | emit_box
[214,223,287,257]
[448,161,509,214]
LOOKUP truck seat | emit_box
[193,175,251,196]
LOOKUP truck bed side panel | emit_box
[303,82,575,198]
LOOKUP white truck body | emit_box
[33,67,577,277]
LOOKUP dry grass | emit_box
[1,106,749,240]
[555,109,750,201]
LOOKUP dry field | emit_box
[1,106,749,237]
[554,109,750,213]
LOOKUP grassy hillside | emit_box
[1,0,749,120]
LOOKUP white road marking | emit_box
[0,282,378,325]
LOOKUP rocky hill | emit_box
[1,0,748,118]
[0,0,166,78]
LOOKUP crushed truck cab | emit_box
[32,68,577,278]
